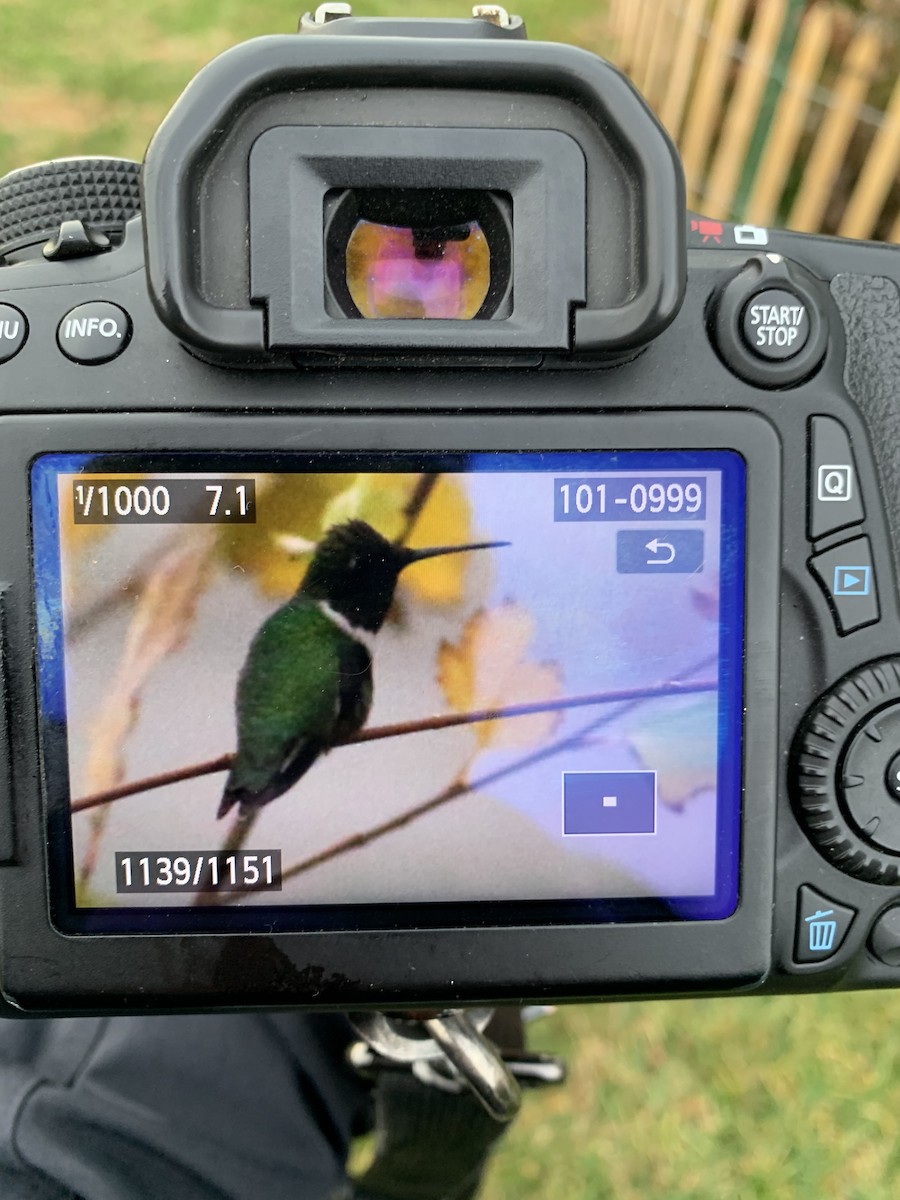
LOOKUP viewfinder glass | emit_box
[325,188,511,321]
[32,450,745,934]
[346,219,491,319]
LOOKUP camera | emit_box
[0,6,899,1017]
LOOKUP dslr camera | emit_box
[0,7,899,1017]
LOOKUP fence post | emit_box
[681,0,749,210]
[788,19,883,232]
[704,0,792,217]
[659,0,709,140]
[839,71,900,239]
[642,0,680,112]
[745,4,834,226]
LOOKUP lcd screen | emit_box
[31,450,745,933]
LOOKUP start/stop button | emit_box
[741,288,810,361]
[710,254,828,388]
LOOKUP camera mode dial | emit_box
[793,658,900,884]
[0,158,141,260]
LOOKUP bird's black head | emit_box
[300,520,405,631]
[299,519,508,633]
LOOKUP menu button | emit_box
[58,302,131,364]
[0,304,27,364]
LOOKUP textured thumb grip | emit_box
[831,273,900,576]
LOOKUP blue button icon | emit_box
[805,909,837,953]
[833,565,871,596]
[563,771,656,835]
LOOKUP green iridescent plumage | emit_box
[219,598,372,816]
[219,518,507,819]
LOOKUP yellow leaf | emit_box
[437,625,477,714]
[218,473,354,598]
[438,603,564,750]
[77,531,218,883]
[320,474,410,542]
[84,532,216,796]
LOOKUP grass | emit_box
[479,994,900,1199]
[0,0,606,177]
[4,1,900,1196]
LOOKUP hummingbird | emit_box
[218,519,507,818]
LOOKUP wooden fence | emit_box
[606,0,900,242]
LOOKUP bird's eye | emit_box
[347,555,358,570]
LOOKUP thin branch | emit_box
[219,656,719,901]
[73,753,234,812]
[70,678,716,814]
[395,473,439,546]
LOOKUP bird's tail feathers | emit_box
[217,789,240,820]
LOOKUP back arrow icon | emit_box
[645,538,675,565]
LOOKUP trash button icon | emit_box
[805,909,837,953]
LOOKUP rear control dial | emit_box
[886,753,900,802]
[793,659,900,883]
[842,704,900,853]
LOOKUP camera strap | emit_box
[344,1009,564,1200]
[350,1070,514,1200]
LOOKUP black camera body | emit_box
[0,13,899,1016]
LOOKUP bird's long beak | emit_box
[401,539,510,566]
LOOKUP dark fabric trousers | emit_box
[0,1013,370,1200]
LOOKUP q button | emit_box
[58,301,132,364]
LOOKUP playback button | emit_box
[57,301,132,364]
[808,535,879,634]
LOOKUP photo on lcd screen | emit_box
[31,452,744,930]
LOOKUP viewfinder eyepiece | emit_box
[143,32,685,358]
[325,188,512,320]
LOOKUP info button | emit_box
[58,301,132,364]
